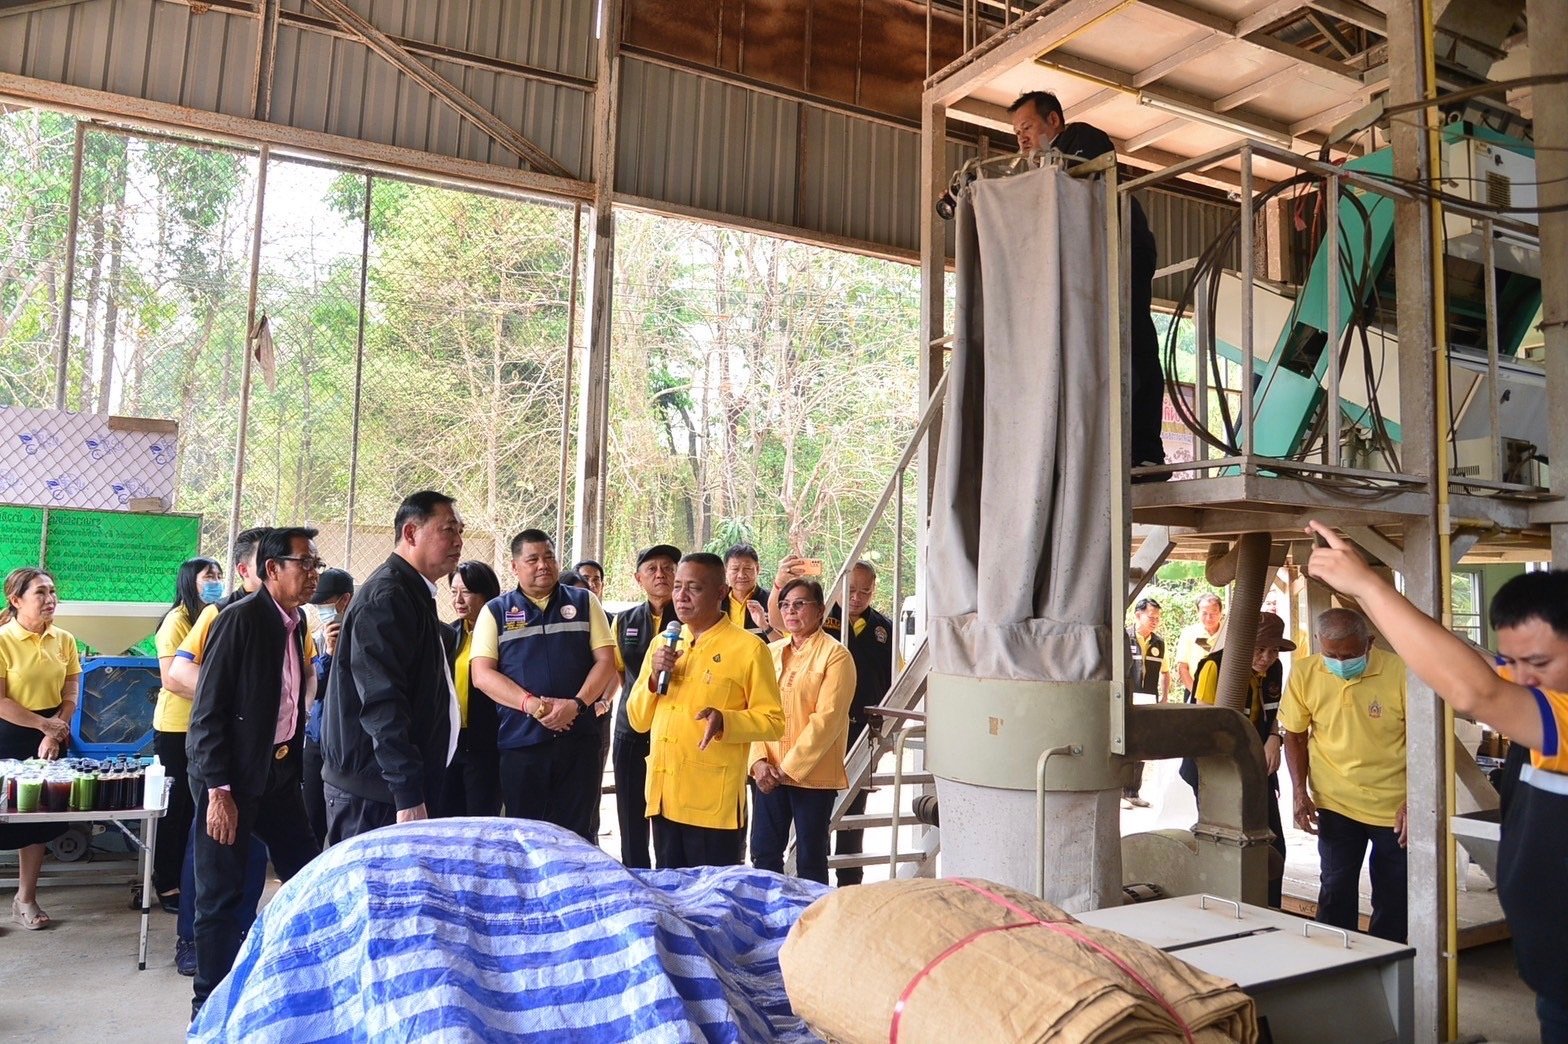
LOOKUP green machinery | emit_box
[1217,123,1543,473]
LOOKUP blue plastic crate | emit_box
[71,656,159,758]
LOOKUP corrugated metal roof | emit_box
[617,57,799,230]
[1141,186,1240,305]
[0,0,1226,261]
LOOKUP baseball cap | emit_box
[636,544,682,568]
[310,568,355,604]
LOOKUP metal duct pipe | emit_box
[1124,703,1272,903]
[1215,532,1272,712]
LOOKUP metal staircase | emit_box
[824,640,938,878]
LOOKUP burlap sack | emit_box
[779,878,1257,1044]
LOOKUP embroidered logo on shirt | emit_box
[875,626,889,644]
[505,607,526,621]
[625,626,639,640]
[1367,699,1383,719]
[713,654,722,662]
[559,603,578,620]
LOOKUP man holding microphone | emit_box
[627,552,784,869]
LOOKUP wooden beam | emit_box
[1304,10,1357,60]
[1125,117,1186,152]
[1142,0,1364,85]
[1214,66,1298,111]
[1132,32,1228,88]
[1064,86,1121,119]
[304,0,573,178]
[0,0,96,14]
[1309,0,1387,35]
[0,70,593,202]
[929,0,1133,106]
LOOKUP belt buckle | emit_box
[274,743,289,761]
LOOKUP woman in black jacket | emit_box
[444,561,503,816]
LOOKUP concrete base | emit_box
[935,777,1122,911]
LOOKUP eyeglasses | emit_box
[780,600,820,611]
[277,556,327,572]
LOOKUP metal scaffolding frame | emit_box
[916,3,1559,1040]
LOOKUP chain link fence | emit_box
[1,108,582,620]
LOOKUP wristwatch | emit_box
[573,696,592,714]
[531,699,548,719]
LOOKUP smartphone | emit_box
[797,558,824,577]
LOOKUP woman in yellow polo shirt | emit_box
[0,567,81,929]
[749,578,856,884]
[444,560,503,816]
[150,555,223,912]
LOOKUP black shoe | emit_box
[176,938,197,976]
[158,890,181,914]
[1132,461,1171,483]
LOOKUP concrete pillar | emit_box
[1385,2,1450,1037]
[926,675,1123,910]
[1528,0,1568,567]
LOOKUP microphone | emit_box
[656,620,682,695]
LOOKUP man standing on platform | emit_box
[1123,596,1169,808]
[1281,607,1408,943]
[470,529,619,841]
[321,491,465,840]
[185,526,324,1018]
[611,544,681,868]
[628,553,784,869]
[1008,89,1166,476]
[1175,593,1225,700]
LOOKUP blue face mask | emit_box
[199,580,225,604]
[316,606,338,628]
[1325,654,1368,680]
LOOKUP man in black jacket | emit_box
[611,543,681,867]
[185,526,324,1018]
[321,490,464,841]
[1009,90,1167,476]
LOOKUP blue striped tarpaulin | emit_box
[189,818,828,1043]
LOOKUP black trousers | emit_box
[1316,807,1407,942]
[1130,239,1166,466]
[441,745,502,817]
[1123,760,1146,799]
[190,754,319,1016]
[651,814,744,870]
[834,788,869,886]
[586,712,613,838]
[152,729,195,896]
[300,740,327,850]
[612,729,652,868]
[323,781,398,844]
[750,783,835,884]
[499,736,600,842]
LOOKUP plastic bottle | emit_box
[143,756,166,811]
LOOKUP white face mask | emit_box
[316,605,338,628]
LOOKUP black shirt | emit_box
[613,600,678,736]
[825,604,896,730]
[1050,121,1155,259]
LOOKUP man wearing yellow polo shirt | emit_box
[628,552,784,869]
[1281,607,1408,942]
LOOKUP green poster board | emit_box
[43,509,201,603]
[0,505,46,574]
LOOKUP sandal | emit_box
[12,897,50,930]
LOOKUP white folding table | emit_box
[0,806,164,969]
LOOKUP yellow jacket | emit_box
[627,614,784,829]
[751,629,855,789]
